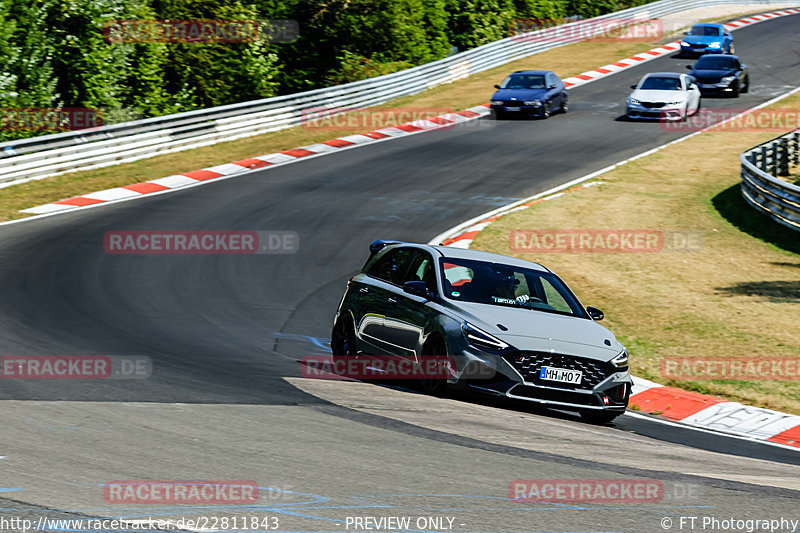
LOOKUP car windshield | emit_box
[695,56,737,70]
[639,76,682,91]
[689,26,720,36]
[500,74,546,89]
[440,258,587,318]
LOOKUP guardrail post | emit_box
[760,145,769,172]
[792,132,800,167]
[769,142,779,176]
[777,138,789,176]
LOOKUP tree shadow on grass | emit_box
[716,280,800,303]
[711,184,800,256]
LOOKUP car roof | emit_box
[643,72,682,78]
[429,244,550,272]
[369,240,551,273]
[692,23,724,28]
[509,70,552,76]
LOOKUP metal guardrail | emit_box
[0,0,796,187]
[740,130,800,231]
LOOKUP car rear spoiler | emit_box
[369,239,404,257]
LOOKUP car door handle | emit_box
[359,287,369,294]
[387,297,397,304]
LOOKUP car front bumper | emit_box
[452,347,632,413]
[681,44,724,54]
[695,80,736,92]
[627,103,685,120]
[490,104,545,116]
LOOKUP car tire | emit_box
[331,314,357,363]
[418,337,448,395]
[728,42,735,54]
[560,94,568,113]
[541,101,551,119]
[491,109,505,120]
[580,410,622,424]
[741,76,749,93]
[729,81,740,98]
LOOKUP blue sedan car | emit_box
[490,70,567,119]
[680,23,734,55]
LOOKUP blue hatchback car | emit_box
[680,23,734,55]
[490,70,567,119]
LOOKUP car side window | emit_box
[406,251,437,290]
[367,248,415,285]
[539,278,573,314]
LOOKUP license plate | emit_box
[505,106,520,111]
[539,366,582,384]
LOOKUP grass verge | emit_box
[471,91,800,414]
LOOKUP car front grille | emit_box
[690,43,707,49]
[641,102,665,109]
[504,351,615,390]
[501,101,525,106]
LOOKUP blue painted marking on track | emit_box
[274,332,331,353]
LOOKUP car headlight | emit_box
[462,322,509,351]
[708,42,721,48]
[628,98,640,105]
[611,349,629,369]
[523,100,541,106]
[721,75,736,83]
[490,100,504,106]
[665,100,683,106]
[680,41,690,46]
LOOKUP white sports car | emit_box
[626,72,701,121]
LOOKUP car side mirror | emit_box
[404,280,435,300]
[683,31,688,35]
[685,64,693,70]
[630,84,637,90]
[547,84,556,89]
[586,306,604,321]
[494,84,501,89]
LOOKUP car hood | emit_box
[684,35,723,44]
[492,88,548,101]
[691,68,735,80]
[451,301,622,361]
[629,89,687,103]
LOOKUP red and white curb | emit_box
[561,8,800,89]
[18,8,800,217]
[629,377,800,448]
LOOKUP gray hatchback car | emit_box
[331,240,632,423]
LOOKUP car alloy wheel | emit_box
[560,95,568,113]
[541,102,551,119]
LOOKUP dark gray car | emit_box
[331,240,632,423]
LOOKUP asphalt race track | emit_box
[0,12,798,533]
